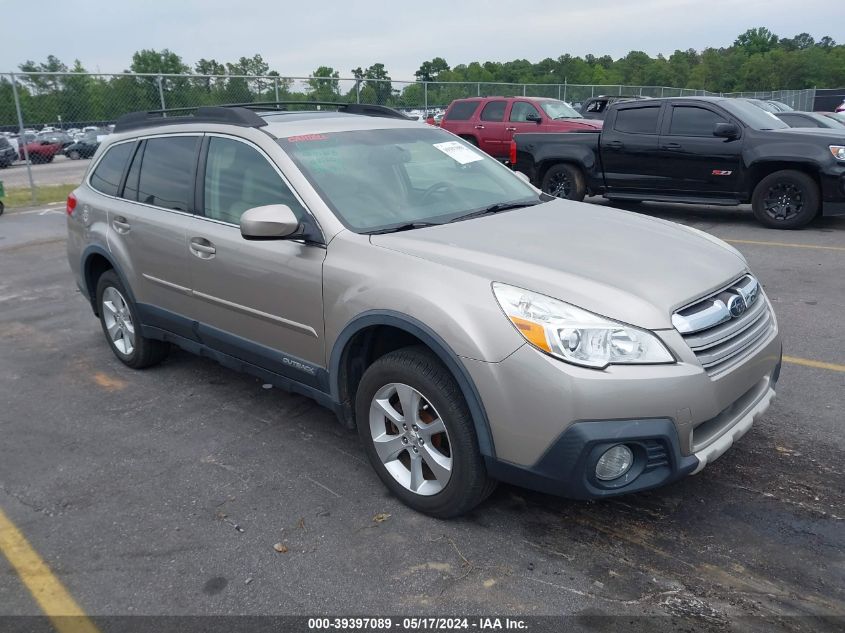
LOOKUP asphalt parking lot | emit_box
[0,202,843,630]
[1,156,90,189]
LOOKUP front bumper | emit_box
[463,313,782,499]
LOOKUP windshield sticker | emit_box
[287,134,328,142]
[432,141,484,165]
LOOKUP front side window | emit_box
[480,101,507,122]
[89,141,134,197]
[278,128,539,233]
[614,106,661,134]
[136,136,198,212]
[669,106,727,136]
[203,137,306,225]
[509,102,542,122]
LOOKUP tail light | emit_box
[509,140,517,166]
[66,192,77,216]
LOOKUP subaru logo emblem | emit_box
[727,294,746,318]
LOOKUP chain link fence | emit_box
[0,71,818,202]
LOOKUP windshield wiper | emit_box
[367,221,442,235]
[448,200,542,223]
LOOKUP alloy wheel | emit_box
[101,287,136,355]
[368,383,452,496]
[763,181,804,221]
[547,171,572,198]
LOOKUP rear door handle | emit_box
[607,140,623,150]
[662,142,683,151]
[189,237,216,259]
[474,125,485,130]
[112,216,130,234]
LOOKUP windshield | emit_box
[720,99,789,130]
[278,128,540,232]
[539,100,582,119]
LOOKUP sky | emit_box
[1,0,840,81]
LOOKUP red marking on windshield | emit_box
[287,134,328,142]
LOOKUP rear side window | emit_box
[444,101,480,121]
[202,137,306,225]
[669,106,727,136]
[136,136,198,211]
[89,142,134,197]
[614,106,661,134]
[480,101,507,122]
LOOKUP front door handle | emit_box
[505,126,517,132]
[189,237,216,259]
[474,124,485,130]
[112,216,130,234]
[662,142,683,151]
[607,140,623,150]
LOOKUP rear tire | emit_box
[355,346,496,518]
[96,270,169,369]
[542,163,586,201]
[751,170,819,229]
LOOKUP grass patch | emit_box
[1,184,76,210]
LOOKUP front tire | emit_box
[751,170,819,229]
[68,150,81,160]
[542,163,586,201]
[356,347,495,518]
[96,270,169,369]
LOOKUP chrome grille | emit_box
[674,275,774,375]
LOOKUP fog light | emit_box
[595,444,634,481]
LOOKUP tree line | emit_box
[2,27,843,127]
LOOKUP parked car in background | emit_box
[835,100,845,113]
[36,131,73,149]
[578,95,650,120]
[742,98,793,113]
[765,100,793,112]
[440,97,602,161]
[512,96,845,229]
[0,136,17,168]
[775,111,845,129]
[62,130,101,159]
[19,134,63,163]
[819,112,845,126]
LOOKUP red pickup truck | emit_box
[18,134,63,164]
[440,96,602,160]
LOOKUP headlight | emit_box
[492,283,674,369]
[830,146,845,161]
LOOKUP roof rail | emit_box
[220,101,412,120]
[114,106,268,133]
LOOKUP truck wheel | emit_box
[68,150,81,160]
[752,170,819,229]
[356,346,496,518]
[542,163,586,202]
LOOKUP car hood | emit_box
[551,118,603,130]
[370,200,748,330]
[769,127,845,140]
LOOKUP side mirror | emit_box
[240,204,300,240]
[526,113,542,124]
[713,122,739,139]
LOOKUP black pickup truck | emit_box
[512,96,845,228]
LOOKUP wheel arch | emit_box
[329,311,497,458]
[81,245,135,316]
[746,160,822,200]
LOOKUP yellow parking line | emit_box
[783,355,845,373]
[725,239,845,252]
[0,506,100,633]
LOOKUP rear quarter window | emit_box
[89,142,134,197]
[444,101,481,121]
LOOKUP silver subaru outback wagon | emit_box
[67,104,782,517]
